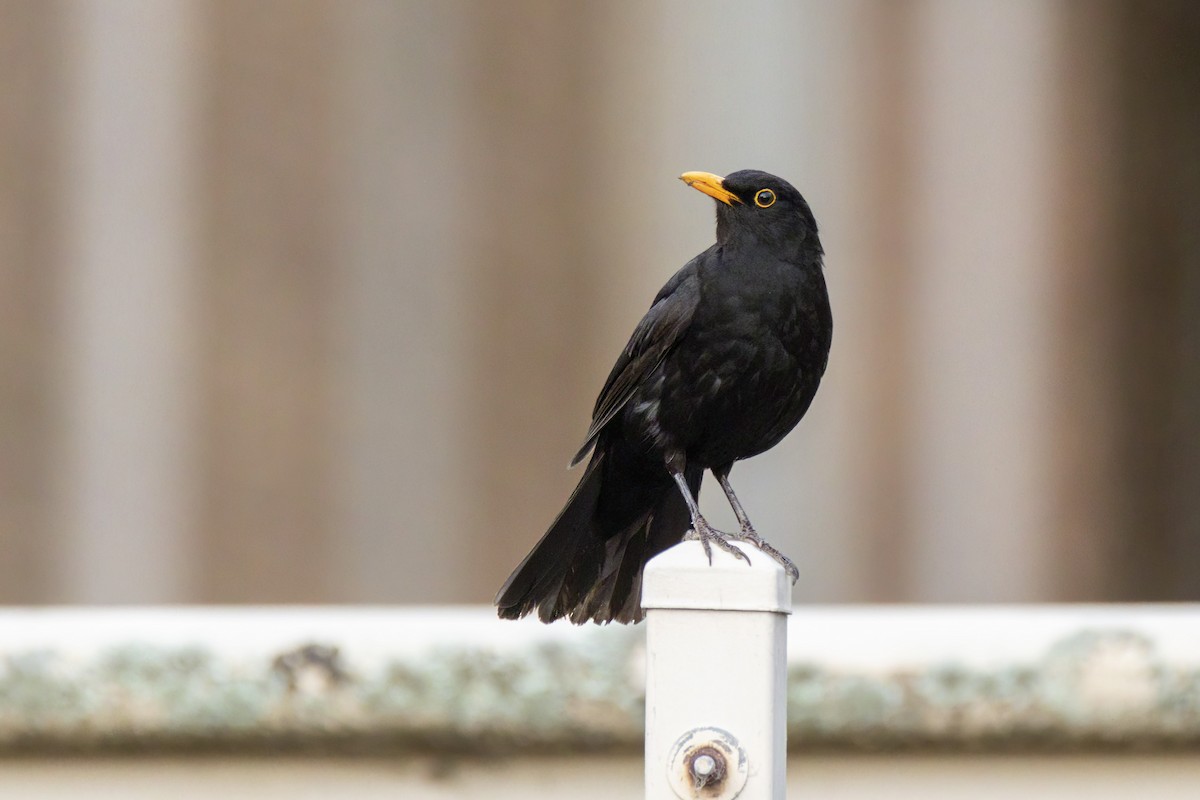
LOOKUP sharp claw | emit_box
[685,520,754,566]
[726,526,799,582]
[717,538,751,565]
[684,518,801,581]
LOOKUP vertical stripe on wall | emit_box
[54,0,201,602]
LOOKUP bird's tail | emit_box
[494,454,699,624]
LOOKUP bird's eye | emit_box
[754,189,776,208]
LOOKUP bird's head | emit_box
[680,169,821,260]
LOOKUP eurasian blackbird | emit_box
[496,169,832,624]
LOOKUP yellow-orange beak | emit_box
[679,171,741,206]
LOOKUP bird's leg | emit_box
[667,464,751,567]
[712,465,799,583]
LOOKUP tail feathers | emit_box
[571,469,697,624]
[494,456,605,622]
[495,456,700,625]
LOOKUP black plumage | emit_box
[496,169,832,624]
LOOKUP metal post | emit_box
[643,540,791,800]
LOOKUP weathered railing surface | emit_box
[2,602,1198,756]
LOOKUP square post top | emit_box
[642,540,792,614]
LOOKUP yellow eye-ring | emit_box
[754,189,776,208]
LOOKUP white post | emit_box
[643,540,792,800]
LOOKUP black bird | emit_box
[496,169,832,625]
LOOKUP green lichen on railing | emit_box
[1,608,1198,754]
[0,617,645,753]
[787,629,1200,749]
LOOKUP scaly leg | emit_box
[712,465,799,583]
[667,465,751,567]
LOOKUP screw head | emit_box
[686,745,727,790]
[691,753,717,779]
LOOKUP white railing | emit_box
[1,594,1199,797]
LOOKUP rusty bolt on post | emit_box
[690,748,724,789]
[666,727,748,800]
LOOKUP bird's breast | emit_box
[616,257,830,469]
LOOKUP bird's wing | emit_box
[569,264,701,467]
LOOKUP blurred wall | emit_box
[0,0,1197,605]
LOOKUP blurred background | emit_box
[1,0,1197,607]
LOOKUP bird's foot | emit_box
[730,526,800,584]
[683,518,752,567]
